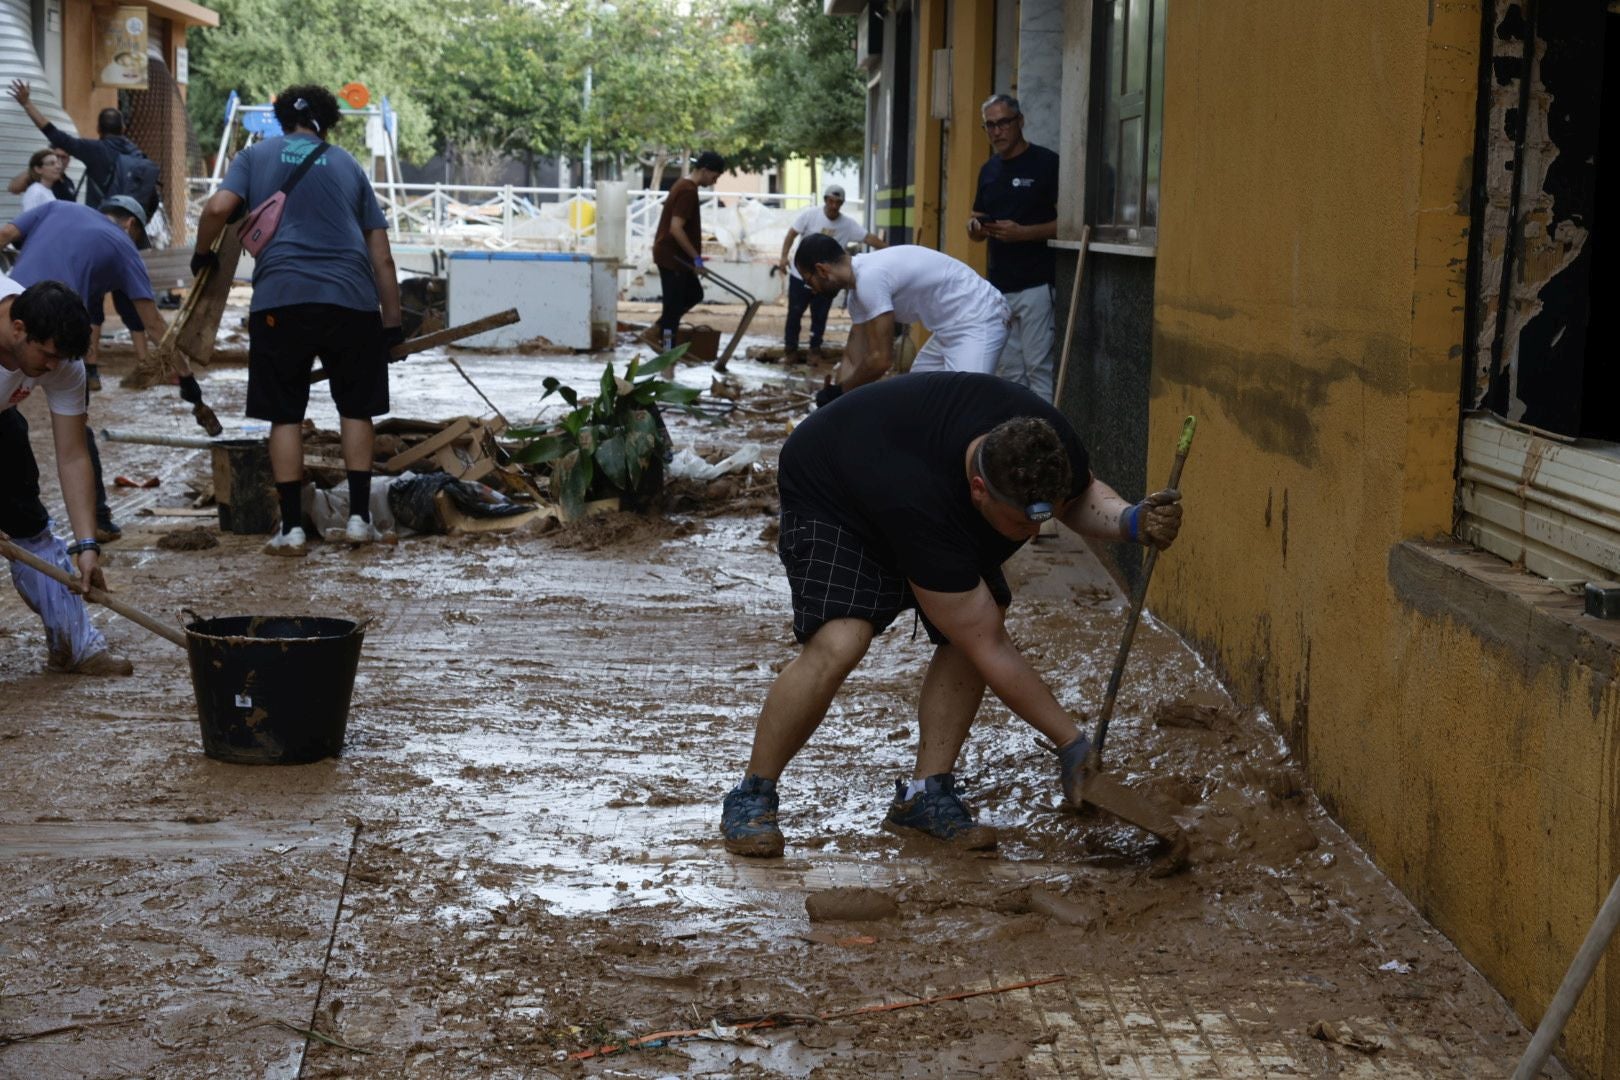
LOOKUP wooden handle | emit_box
[310,309,521,384]
[0,538,188,648]
[1088,415,1197,769]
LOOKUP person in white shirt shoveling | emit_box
[0,272,132,675]
[794,234,1011,407]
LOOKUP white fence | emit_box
[184,180,863,271]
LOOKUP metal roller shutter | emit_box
[1,0,81,222]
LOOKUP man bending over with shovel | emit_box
[720,372,1181,855]
[0,273,131,675]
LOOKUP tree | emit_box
[583,0,751,186]
[186,0,448,162]
[424,0,586,175]
[729,0,865,174]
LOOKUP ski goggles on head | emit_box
[974,443,1054,523]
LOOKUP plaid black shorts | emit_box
[777,509,1010,646]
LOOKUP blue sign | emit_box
[241,107,281,135]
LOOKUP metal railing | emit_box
[184,180,863,269]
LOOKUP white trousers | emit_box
[910,307,1013,376]
[8,524,109,669]
[993,284,1058,402]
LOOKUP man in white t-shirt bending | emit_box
[0,272,132,675]
[795,235,1011,407]
[776,186,886,363]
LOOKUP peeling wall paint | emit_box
[1467,1,1602,436]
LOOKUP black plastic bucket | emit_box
[185,615,366,764]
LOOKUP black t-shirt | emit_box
[972,143,1060,293]
[778,372,1091,593]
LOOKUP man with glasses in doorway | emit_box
[777,185,886,364]
[969,94,1061,402]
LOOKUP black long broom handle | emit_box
[1088,415,1196,770]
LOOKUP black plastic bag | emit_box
[388,473,530,534]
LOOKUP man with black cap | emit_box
[1,272,133,676]
[718,371,1184,856]
[0,198,211,540]
[649,151,725,352]
[776,185,885,363]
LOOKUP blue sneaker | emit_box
[882,774,997,850]
[1058,734,1094,808]
[721,775,784,857]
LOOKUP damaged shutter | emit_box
[0,0,81,221]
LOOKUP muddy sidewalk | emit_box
[0,344,1555,1078]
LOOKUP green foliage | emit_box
[423,0,588,163]
[728,0,865,168]
[186,0,446,161]
[186,0,867,175]
[582,0,753,167]
[506,347,703,518]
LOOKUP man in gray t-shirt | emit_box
[192,83,402,558]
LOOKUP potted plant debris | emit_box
[505,346,704,518]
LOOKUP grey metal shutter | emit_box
[1,0,81,222]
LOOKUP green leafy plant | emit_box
[506,345,703,517]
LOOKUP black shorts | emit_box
[778,509,1010,646]
[247,304,389,424]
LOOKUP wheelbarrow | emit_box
[688,263,760,374]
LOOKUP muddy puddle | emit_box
[0,324,1553,1077]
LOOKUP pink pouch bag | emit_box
[237,141,327,256]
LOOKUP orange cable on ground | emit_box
[569,975,1067,1060]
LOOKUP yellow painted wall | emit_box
[940,0,993,274]
[913,0,944,252]
[1146,1,1619,1076]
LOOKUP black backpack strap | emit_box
[278,141,329,197]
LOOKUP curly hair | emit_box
[979,417,1072,506]
[273,84,343,135]
[11,281,92,359]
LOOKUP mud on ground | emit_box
[0,339,1554,1078]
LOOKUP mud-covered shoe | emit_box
[51,650,134,676]
[341,515,392,545]
[191,402,223,437]
[94,521,122,544]
[1058,734,1094,808]
[882,774,997,849]
[263,526,308,557]
[721,774,785,857]
[85,365,102,392]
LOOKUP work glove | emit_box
[1124,489,1182,549]
[382,324,407,355]
[814,383,843,409]
[189,249,218,278]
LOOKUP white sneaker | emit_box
[341,515,391,545]
[263,526,308,557]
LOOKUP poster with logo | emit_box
[94,6,149,89]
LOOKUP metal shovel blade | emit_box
[1075,770,1190,877]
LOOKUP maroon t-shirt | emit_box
[652,178,701,271]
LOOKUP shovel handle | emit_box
[309,309,521,384]
[0,538,188,648]
[1088,416,1196,770]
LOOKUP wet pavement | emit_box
[0,320,1561,1078]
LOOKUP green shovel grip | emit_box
[1177,415,1197,456]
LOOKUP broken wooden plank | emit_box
[381,417,475,473]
